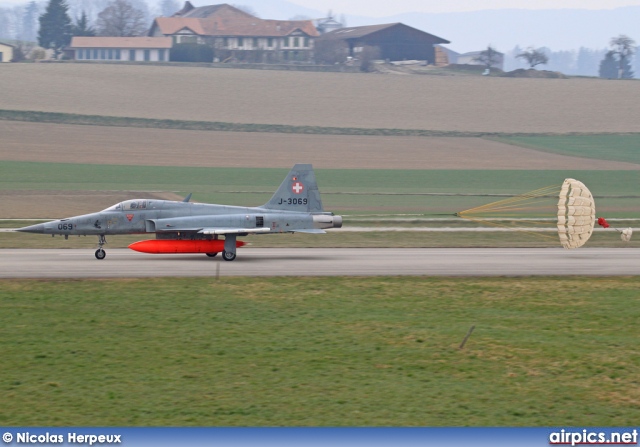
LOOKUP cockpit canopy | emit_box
[102,200,149,212]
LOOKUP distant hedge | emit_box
[169,43,214,63]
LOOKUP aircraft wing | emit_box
[293,229,326,234]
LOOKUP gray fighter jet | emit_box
[17,164,342,261]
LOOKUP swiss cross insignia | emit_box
[292,182,304,194]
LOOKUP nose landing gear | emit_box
[95,235,107,260]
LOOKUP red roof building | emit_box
[149,3,319,63]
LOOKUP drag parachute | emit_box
[458,178,597,249]
[556,178,596,249]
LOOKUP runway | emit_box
[1,248,639,278]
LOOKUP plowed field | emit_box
[2,63,640,133]
[2,121,638,170]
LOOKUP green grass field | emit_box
[1,161,638,216]
[496,135,640,165]
[1,277,639,426]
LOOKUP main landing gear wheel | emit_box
[222,250,236,261]
[206,252,219,258]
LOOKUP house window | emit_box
[158,49,165,61]
[101,49,106,59]
[237,37,244,47]
[293,37,299,48]
[180,35,197,44]
[76,49,83,60]
[115,49,121,60]
[129,49,136,61]
[108,49,113,59]
[267,38,273,48]
[93,49,98,59]
[253,37,258,48]
[144,50,150,61]
[304,37,310,47]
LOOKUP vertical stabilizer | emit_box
[262,164,324,213]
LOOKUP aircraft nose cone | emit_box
[16,223,46,234]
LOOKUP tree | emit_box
[516,47,549,68]
[22,1,40,42]
[96,0,147,37]
[473,45,501,71]
[38,0,73,58]
[609,34,636,79]
[576,47,607,77]
[599,51,618,79]
[72,11,95,36]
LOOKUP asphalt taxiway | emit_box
[1,248,638,278]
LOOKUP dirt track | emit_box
[3,64,640,133]
[2,121,638,170]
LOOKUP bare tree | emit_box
[609,34,636,79]
[516,47,549,69]
[96,0,147,37]
[359,45,381,72]
[473,45,501,72]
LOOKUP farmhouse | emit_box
[148,2,319,63]
[315,23,450,65]
[0,42,14,62]
[68,37,173,62]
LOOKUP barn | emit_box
[315,23,449,64]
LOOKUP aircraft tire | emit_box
[95,249,106,260]
[222,250,236,261]
[206,252,219,258]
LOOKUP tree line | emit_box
[0,0,180,43]
[502,37,637,78]
[476,35,636,79]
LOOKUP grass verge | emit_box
[1,276,639,426]
[1,230,637,249]
[493,135,640,165]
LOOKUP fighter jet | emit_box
[17,164,342,261]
